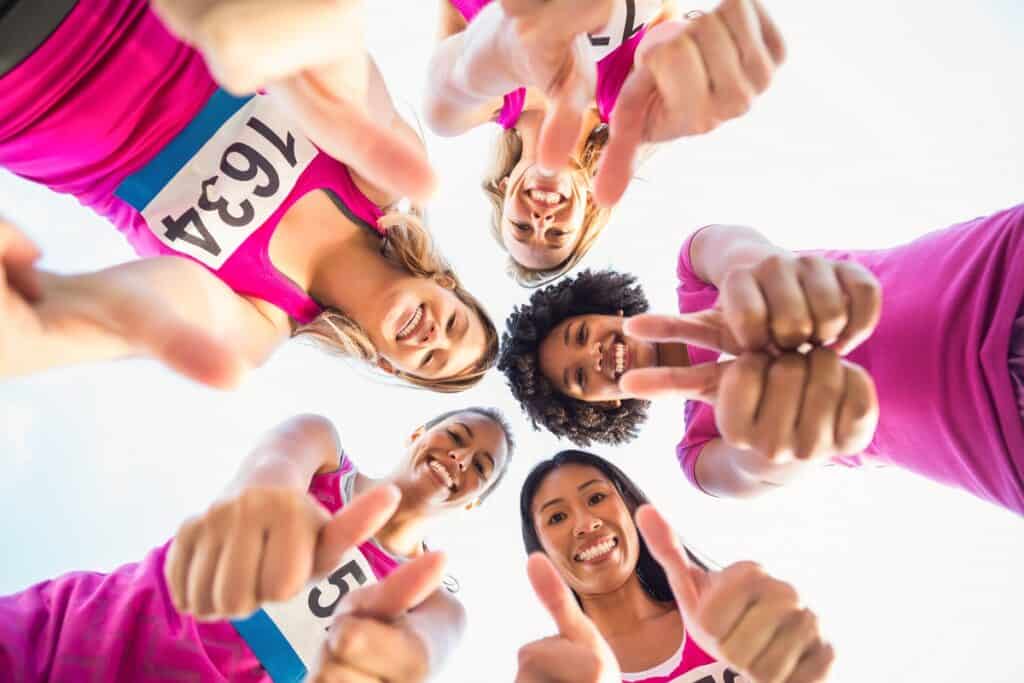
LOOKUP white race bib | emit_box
[587,0,664,61]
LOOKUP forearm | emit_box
[689,224,790,288]
[425,4,526,135]
[694,439,811,498]
[405,588,466,677]
[227,414,342,494]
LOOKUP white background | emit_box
[1,1,1023,681]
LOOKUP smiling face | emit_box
[398,412,510,513]
[538,314,659,402]
[499,163,589,271]
[531,464,641,596]
[369,275,490,381]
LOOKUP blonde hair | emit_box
[292,212,498,393]
[482,122,613,288]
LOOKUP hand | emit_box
[165,483,401,620]
[718,254,882,355]
[595,0,785,205]
[499,0,615,172]
[152,0,435,203]
[636,505,835,683]
[310,551,448,683]
[622,316,878,463]
[0,218,44,373]
[515,553,620,683]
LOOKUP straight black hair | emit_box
[520,450,708,605]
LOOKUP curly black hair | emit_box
[498,269,651,446]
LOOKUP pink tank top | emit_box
[621,630,741,683]
[0,452,402,683]
[0,0,383,325]
[448,0,659,127]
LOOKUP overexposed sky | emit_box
[1,1,1023,681]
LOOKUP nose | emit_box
[574,515,602,537]
[447,449,470,472]
[591,341,602,373]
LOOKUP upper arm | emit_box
[437,0,468,39]
[693,439,810,498]
[406,587,467,674]
[228,414,342,493]
[424,32,507,137]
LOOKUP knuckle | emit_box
[757,253,790,276]
[332,619,366,659]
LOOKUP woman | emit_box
[425,0,785,286]
[0,406,515,681]
[517,450,833,682]
[0,0,496,392]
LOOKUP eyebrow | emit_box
[539,497,564,512]
[537,480,605,513]
[454,422,474,439]
[482,452,495,473]
[579,479,603,491]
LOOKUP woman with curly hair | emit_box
[425,0,785,286]
[0,0,497,393]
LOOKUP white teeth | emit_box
[576,538,617,562]
[429,460,454,489]
[397,305,423,340]
[615,343,625,376]
[529,189,562,206]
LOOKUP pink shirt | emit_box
[0,453,402,682]
[621,630,741,683]
[0,0,383,324]
[448,0,659,127]
[676,206,1024,515]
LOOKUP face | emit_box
[532,464,641,596]
[538,314,659,402]
[371,276,489,381]
[499,162,589,271]
[399,412,510,512]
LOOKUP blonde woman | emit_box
[0,0,496,392]
[426,0,785,286]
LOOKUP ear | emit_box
[434,273,457,290]
[498,176,509,193]
[407,424,426,446]
[376,357,396,375]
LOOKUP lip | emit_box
[601,334,630,381]
[425,455,459,495]
[573,536,619,564]
[396,304,432,344]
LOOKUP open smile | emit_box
[573,536,619,564]
[396,304,426,342]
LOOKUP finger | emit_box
[537,62,591,174]
[500,0,546,17]
[831,262,882,356]
[624,311,743,356]
[185,534,223,619]
[143,316,249,390]
[309,660,377,683]
[313,484,402,577]
[748,609,822,683]
[715,352,770,450]
[258,499,321,604]
[721,268,769,351]
[638,22,713,139]
[697,561,769,643]
[794,257,847,345]
[535,0,616,38]
[272,77,437,205]
[164,519,199,613]
[752,354,807,462]
[755,257,813,350]
[340,551,447,620]
[517,638,607,683]
[322,615,427,681]
[594,64,655,207]
[690,12,755,122]
[716,0,776,92]
[719,599,801,672]
[212,520,264,618]
[527,553,601,645]
[793,348,844,461]
[834,364,878,454]
[619,362,727,403]
[787,641,835,683]
[752,0,787,64]
[634,505,705,617]
[0,222,43,302]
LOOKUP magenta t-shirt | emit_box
[0,0,384,324]
[675,206,1024,514]
[621,629,741,683]
[447,0,662,127]
[0,453,402,682]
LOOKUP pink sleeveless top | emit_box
[448,0,657,127]
[0,452,403,683]
[0,0,383,325]
[621,629,741,683]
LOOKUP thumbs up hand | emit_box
[635,505,835,683]
[515,553,620,683]
[310,551,449,683]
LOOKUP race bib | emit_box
[665,662,745,683]
[232,547,378,683]
[116,90,317,269]
[587,0,664,61]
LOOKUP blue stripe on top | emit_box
[115,89,253,211]
[231,609,307,683]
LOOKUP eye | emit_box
[474,460,485,475]
[446,428,464,446]
[446,313,456,333]
[420,351,435,369]
[587,492,606,506]
[550,230,568,238]
[547,512,567,525]
[576,368,586,390]
[513,222,530,232]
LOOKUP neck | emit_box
[353,472,433,558]
[578,572,674,639]
[656,342,691,368]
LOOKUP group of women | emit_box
[0,0,1019,682]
